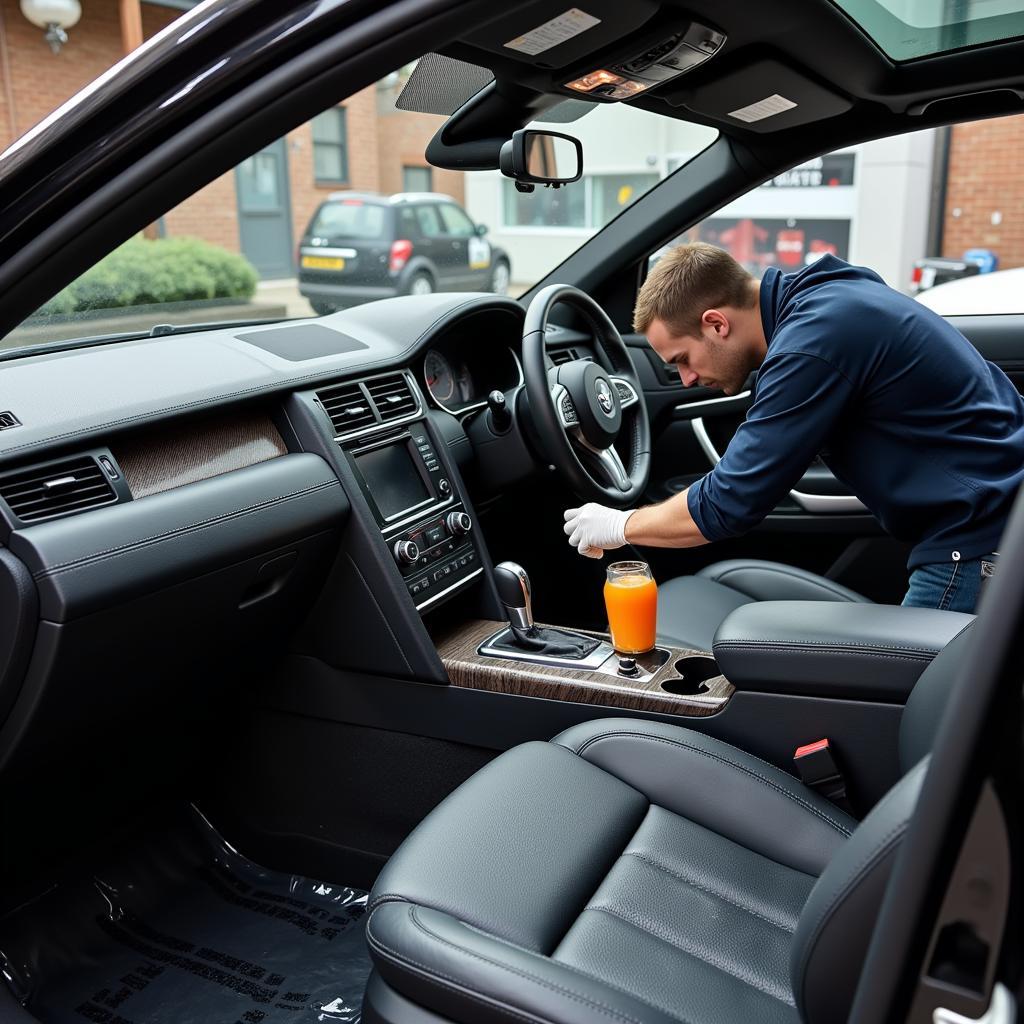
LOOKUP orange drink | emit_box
[604,561,657,654]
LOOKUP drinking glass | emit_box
[604,560,657,654]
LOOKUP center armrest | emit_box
[712,600,974,702]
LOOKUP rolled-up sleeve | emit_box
[687,351,854,541]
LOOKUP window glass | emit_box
[402,165,432,192]
[2,54,719,354]
[649,122,1024,317]
[310,202,387,239]
[503,181,587,228]
[414,205,443,238]
[312,108,348,183]
[438,204,475,236]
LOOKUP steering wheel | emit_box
[522,284,651,507]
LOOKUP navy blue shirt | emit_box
[687,255,1024,569]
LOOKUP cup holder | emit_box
[661,656,719,696]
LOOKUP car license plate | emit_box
[302,255,345,270]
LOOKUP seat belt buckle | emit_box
[794,738,852,813]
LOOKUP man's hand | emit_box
[564,503,635,559]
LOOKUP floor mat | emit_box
[0,807,372,1023]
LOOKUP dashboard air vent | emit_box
[0,455,117,524]
[0,411,21,430]
[367,374,418,422]
[317,382,378,435]
[549,349,577,365]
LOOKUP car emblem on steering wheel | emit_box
[595,378,615,416]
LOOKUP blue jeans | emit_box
[902,553,996,613]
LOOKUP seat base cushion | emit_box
[366,718,856,1024]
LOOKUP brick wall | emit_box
[287,85,380,247]
[0,5,467,276]
[376,107,465,205]
[943,113,1024,269]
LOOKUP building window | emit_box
[403,165,432,192]
[312,108,348,184]
[501,172,656,229]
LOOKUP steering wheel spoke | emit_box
[609,376,639,410]
[571,430,631,492]
[551,383,580,429]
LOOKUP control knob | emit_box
[446,511,473,536]
[393,539,420,565]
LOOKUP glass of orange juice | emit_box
[604,561,658,654]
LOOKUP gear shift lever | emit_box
[494,561,535,635]
[491,561,600,658]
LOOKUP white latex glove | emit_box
[564,503,635,559]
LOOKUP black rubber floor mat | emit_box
[0,807,372,1023]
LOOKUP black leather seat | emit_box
[362,627,967,1024]
[657,559,870,651]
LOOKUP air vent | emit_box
[0,455,117,524]
[367,374,418,423]
[317,381,378,435]
[549,349,577,365]
[0,411,21,430]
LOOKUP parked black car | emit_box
[297,191,510,313]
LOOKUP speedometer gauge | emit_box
[424,349,456,405]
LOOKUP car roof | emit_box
[321,191,457,205]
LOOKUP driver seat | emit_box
[656,559,870,651]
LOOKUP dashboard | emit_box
[419,306,523,413]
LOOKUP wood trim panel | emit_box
[115,411,287,499]
[436,619,734,718]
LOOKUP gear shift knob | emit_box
[493,561,534,632]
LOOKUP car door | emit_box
[411,202,448,287]
[436,202,482,289]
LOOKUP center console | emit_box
[342,422,482,612]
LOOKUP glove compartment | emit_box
[0,453,348,808]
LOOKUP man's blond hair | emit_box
[633,243,757,337]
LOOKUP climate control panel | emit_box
[388,501,480,609]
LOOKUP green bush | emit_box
[38,236,259,315]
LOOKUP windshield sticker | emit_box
[505,8,601,55]
[728,93,797,123]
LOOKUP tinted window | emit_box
[310,202,387,239]
[438,204,475,236]
[415,205,444,238]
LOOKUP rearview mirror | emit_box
[499,129,582,191]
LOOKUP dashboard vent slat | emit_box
[366,374,418,423]
[549,349,577,365]
[0,455,117,524]
[316,381,379,435]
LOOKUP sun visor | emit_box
[662,58,852,133]
[463,0,659,70]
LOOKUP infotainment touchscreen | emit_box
[355,443,430,520]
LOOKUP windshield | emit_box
[0,51,717,357]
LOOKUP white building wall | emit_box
[463,104,935,292]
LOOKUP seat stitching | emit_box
[621,851,797,933]
[583,905,795,1007]
[404,905,697,1024]
[366,924,547,1024]
[570,731,852,835]
[714,640,936,657]
[35,479,337,576]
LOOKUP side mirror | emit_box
[475,223,488,236]
[499,129,582,192]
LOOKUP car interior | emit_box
[0,0,1021,1022]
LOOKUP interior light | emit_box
[565,69,623,92]
[608,79,650,98]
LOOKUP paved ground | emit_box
[257,277,533,318]
[257,278,316,318]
